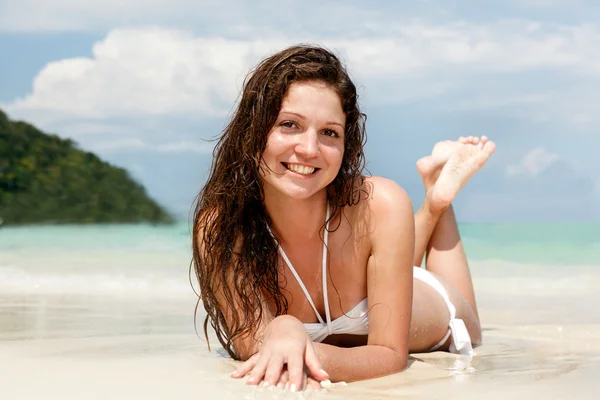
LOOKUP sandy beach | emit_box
[1,269,599,400]
[2,223,599,399]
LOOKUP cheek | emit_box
[331,144,345,167]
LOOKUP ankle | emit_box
[422,194,450,217]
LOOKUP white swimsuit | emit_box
[274,204,473,356]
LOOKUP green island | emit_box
[0,109,174,226]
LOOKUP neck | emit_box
[263,191,329,245]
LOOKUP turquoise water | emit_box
[460,223,600,265]
[2,222,598,264]
[0,222,598,298]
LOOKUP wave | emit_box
[0,266,196,299]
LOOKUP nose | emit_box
[296,128,320,158]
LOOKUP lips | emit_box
[282,163,318,175]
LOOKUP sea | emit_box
[1,222,599,340]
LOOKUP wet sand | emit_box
[1,290,599,399]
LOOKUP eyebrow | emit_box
[280,111,344,129]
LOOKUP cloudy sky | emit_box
[2,0,598,221]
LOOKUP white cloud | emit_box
[6,21,600,121]
[5,28,289,119]
[506,147,561,177]
[3,19,600,155]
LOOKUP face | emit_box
[259,80,346,201]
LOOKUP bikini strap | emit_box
[268,203,331,327]
[277,244,325,324]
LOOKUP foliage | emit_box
[0,109,174,225]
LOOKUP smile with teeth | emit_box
[283,163,318,175]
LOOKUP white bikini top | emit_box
[273,203,369,342]
[269,204,473,355]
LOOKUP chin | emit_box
[278,184,326,200]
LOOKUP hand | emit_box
[273,368,322,390]
[231,315,329,391]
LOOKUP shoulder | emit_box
[358,176,414,250]
[362,176,413,214]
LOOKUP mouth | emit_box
[282,163,319,176]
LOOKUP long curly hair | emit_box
[192,44,367,359]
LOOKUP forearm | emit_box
[313,342,407,382]
[413,199,444,267]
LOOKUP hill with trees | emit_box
[0,109,174,226]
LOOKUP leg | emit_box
[414,135,495,272]
[413,136,474,267]
[409,203,482,351]
[425,204,479,322]
[410,137,495,349]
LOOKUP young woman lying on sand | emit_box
[192,44,495,391]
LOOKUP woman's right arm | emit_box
[232,315,328,390]
[196,227,328,390]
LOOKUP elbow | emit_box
[387,351,409,375]
[396,354,409,372]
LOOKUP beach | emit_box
[1,223,599,399]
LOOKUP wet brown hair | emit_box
[192,44,367,359]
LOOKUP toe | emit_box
[482,140,496,155]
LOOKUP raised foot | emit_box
[428,139,496,210]
[416,136,483,189]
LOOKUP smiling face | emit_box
[259,80,346,202]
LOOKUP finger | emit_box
[301,371,308,391]
[304,343,329,381]
[247,353,270,385]
[262,355,285,388]
[276,369,289,389]
[286,353,304,392]
[231,353,259,378]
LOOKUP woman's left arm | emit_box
[313,177,415,382]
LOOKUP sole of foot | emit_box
[428,139,496,208]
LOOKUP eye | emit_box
[280,120,298,129]
[322,129,340,138]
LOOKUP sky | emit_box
[1,0,599,221]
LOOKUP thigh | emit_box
[432,271,482,346]
[409,278,452,352]
[410,272,481,353]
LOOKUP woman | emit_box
[192,44,494,391]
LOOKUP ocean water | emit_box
[1,221,599,340]
[1,221,599,298]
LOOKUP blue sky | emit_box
[2,0,598,221]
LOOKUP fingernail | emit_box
[276,382,284,389]
[290,384,297,393]
[320,369,329,378]
[284,382,290,391]
[231,371,240,377]
[261,381,270,387]
[247,376,256,384]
